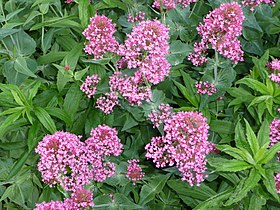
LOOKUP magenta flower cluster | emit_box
[269,119,280,193]
[35,188,94,210]
[242,0,275,10]
[83,15,119,59]
[35,125,123,191]
[82,17,170,114]
[80,74,101,98]
[188,2,245,66]
[126,159,145,185]
[267,59,280,83]
[153,0,197,10]
[148,103,173,128]
[146,106,212,186]
[195,81,217,96]
[127,11,146,23]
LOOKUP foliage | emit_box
[0,0,280,209]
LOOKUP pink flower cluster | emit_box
[65,0,73,3]
[148,103,173,128]
[195,81,217,96]
[269,119,280,193]
[83,17,170,114]
[127,11,146,23]
[35,125,123,191]
[118,19,170,85]
[153,0,197,10]
[86,125,123,182]
[188,2,244,66]
[242,0,275,10]
[83,15,119,59]
[146,109,212,186]
[80,74,101,98]
[126,159,145,185]
[35,188,94,210]
[267,59,280,83]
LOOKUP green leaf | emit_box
[210,120,235,135]
[0,28,20,40]
[225,168,261,206]
[78,0,93,28]
[193,190,232,210]
[166,40,192,66]
[45,107,72,126]
[139,174,170,205]
[167,179,217,206]
[0,112,22,136]
[7,150,30,180]
[216,145,255,165]
[27,121,40,152]
[244,119,259,156]
[14,56,37,78]
[208,158,252,172]
[34,107,56,134]
[0,141,26,151]
[259,142,280,164]
[263,169,280,201]
[257,119,270,147]
[63,84,83,120]
[248,193,266,210]
[174,80,198,107]
[236,78,270,95]
[235,120,250,151]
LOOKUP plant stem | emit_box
[214,50,219,82]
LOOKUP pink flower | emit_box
[65,0,73,3]
[146,111,213,186]
[96,92,119,114]
[242,0,275,10]
[83,15,119,59]
[195,81,217,96]
[148,103,173,128]
[127,11,146,23]
[80,74,100,98]
[126,159,145,185]
[267,59,280,83]
[118,19,170,85]
[35,132,91,191]
[152,0,197,10]
[188,2,244,66]
[85,125,123,182]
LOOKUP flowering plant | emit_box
[0,0,280,209]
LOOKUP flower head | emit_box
[126,159,145,184]
[195,81,217,96]
[80,74,100,98]
[83,15,119,59]
[188,2,244,66]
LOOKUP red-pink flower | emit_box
[195,81,217,96]
[267,59,280,83]
[188,2,244,66]
[126,159,145,185]
[80,74,100,98]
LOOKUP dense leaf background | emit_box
[0,0,280,209]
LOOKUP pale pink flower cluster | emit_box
[118,19,170,85]
[35,188,94,210]
[153,0,197,10]
[83,15,118,59]
[242,0,275,10]
[127,11,146,23]
[35,126,123,191]
[146,110,212,186]
[188,2,244,66]
[126,159,145,185]
[65,0,73,3]
[195,81,217,96]
[148,103,173,128]
[267,59,280,83]
[269,119,280,193]
[80,74,101,98]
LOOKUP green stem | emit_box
[108,62,116,72]
[214,50,219,82]
[189,2,197,18]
